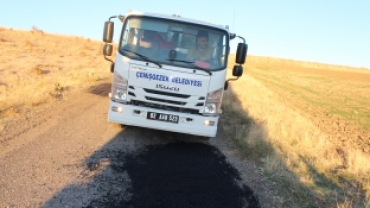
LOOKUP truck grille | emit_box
[131,100,199,114]
[145,96,186,106]
[143,89,190,98]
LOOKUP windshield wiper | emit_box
[191,64,212,75]
[122,49,162,68]
[167,59,212,75]
[166,59,193,64]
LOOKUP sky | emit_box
[1,0,369,69]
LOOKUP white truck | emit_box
[102,11,247,138]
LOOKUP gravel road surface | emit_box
[0,81,279,208]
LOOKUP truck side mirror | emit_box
[235,43,248,64]
[224,65,243,90]
[232,65,243,77]
[103,44,113,56]
[103,21,114,43]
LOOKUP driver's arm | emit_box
[187,45,197,61]
[203,46,213,61]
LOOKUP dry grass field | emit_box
[2,26,370,207]
[223,55,370,207]
[0,27,111,131]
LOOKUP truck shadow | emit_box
[41,125,260,208]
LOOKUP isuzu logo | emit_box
[156,84,180,92]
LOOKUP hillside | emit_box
[243,55,370,73]
[0,27,111,125]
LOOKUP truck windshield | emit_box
[119,16,229,71]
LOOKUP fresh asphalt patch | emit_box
[84,142,260,208]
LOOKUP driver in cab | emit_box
[187,31,213,64]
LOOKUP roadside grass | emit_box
[0,27,111,123]
[223,56,370,207]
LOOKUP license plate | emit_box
[147,112,179,124]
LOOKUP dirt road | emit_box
[0,81,277,208]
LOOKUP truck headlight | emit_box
[204,88,223,114]
[112,73,128,102]
[204,103,216,113]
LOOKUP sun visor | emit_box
[128,19,168,33]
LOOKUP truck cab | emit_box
[103,11,247,138]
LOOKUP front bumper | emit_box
[108,101,218,137]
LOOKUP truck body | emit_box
[102,11,247,138]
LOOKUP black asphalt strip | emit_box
[85,142,260,208]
